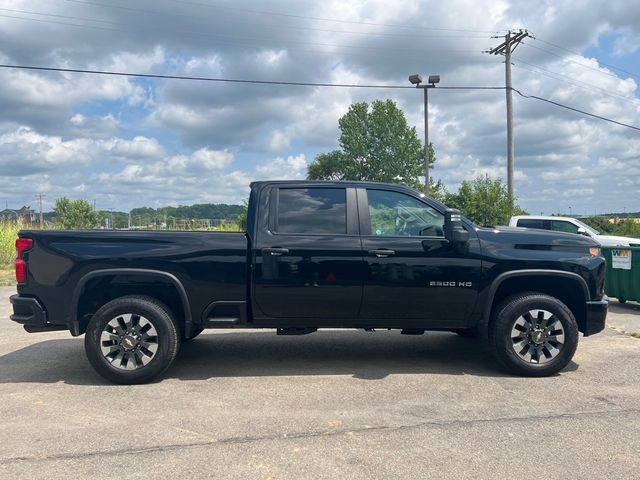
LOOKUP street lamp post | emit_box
[409,73,440,196]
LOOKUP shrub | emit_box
[0,221,22,268]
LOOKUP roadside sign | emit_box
[611,249,632,270]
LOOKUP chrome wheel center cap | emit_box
[532,330,545,344]
[122,336,137,350]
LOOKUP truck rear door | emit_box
[252,185,365,322]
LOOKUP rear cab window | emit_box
[517,219,549,230]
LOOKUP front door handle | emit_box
[368,249,395,258]
[262,247,290,256]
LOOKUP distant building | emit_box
[608,217,640,224]
[0,206,36,223]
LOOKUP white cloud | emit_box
[0,127,92,175]
[266,129,291,151]
[256,154,307,179]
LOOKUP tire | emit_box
[489,293,579,377]
[182,327,204,342]
[84,295,180,384]
[618,298,627,305]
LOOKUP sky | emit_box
[0,0,639,215]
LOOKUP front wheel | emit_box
[489,293,579,377]
[84,295,180,384]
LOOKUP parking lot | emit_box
[1,285,639,479]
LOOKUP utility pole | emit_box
[486,29,531,200]
[35,193,45,228]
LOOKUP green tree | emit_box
[307,100,434,190]
[237,199,248,231]
[444,175,526,227]
[580,216,615,234]
[53,197,100,229]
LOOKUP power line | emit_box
[521,42,625,80]
[0,63,442,88]
[513,57,640,106]
[0,63,637,131]
[512,88,640,132]
[161,0,502,34]
[533,37,640,79]
[0,12,489,60]
[0,63,507,89]
[0,6,490,40]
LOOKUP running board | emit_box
[277,327,317,335]
[204,317,240,326]
[401,329,425,335]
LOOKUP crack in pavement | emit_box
[2,407,639,465]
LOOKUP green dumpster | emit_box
[601,246,640,303]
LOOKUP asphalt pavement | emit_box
[1,285,639,479]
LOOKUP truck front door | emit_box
[252,186,365,322]
[358,187,481,327]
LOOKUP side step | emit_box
[277,327,317,336]
[401,329,425,335]
[204,317,240,326]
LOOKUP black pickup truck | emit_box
[10,181,608,383]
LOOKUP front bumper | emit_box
[584,296,608,336]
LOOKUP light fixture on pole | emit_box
[409,73,440,195]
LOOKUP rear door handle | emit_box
[262,247,290,256]
[368,249,395,258]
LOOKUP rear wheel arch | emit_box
[481,270,589,336]
[71,269,192,337]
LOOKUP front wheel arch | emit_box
[481,271,589,337]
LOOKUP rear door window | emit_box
[551,220,580,234]
[277,188,347,234]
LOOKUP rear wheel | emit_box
[489,293,578,377]
[84,296,179,384]
[618,298,627,305]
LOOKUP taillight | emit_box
[15,237,33,284]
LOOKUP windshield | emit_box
[574,219,600,235]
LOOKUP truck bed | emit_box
[17,230,248,333]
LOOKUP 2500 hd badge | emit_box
[429,281,473,287]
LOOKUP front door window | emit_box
[367,189,445,237]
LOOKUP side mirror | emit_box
[577,227,590,237]
[444,208,470,245]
